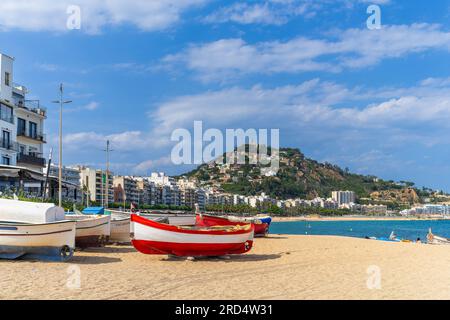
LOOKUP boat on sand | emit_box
[64,214,111,248]
[196,214,271,237]
[110,217,131,243]
[0,220,76,261]
[131,214,254,257]
[427,228,450,245]
[107,209,196,226]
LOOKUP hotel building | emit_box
[332,190,356,206]
[80,167,114,205]
[0,53,47,193]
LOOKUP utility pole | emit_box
[42,148,53,200]
[52,84,72,208]
[103,140,114,208]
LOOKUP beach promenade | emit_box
[1,235,450,300]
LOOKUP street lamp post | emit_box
[52,84,72,208]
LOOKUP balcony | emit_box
[17,130,46,143]
[17,153,46,167]
[16,99,47,118]
[0,114,14,124]
[0,141,18,152]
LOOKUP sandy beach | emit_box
[2,235,450,300]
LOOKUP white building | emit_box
[13,85,46,173]
[332,191,356,206]
[0,53,18,167]
[0,53,47,172]
[401,204,450,216]
[79,167,114,205]
[148,172,174,186]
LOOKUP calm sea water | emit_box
[270,219,450,240]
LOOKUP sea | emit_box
[270,219,450,241]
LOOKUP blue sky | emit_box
[0,0,450,191]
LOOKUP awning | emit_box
[0,168,20,178]
[21,170,45,182]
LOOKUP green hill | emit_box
[181,146,428,202]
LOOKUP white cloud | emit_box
[133,156,173,174]
[62,131,148,151]
[203,0,391,26]
[203,0,317,25]
[148,77,450,143]
[164,24,450,81]
[65,101,100,112]
[0,0,207,34]
[35,63,60,72]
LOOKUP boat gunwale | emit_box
[0,220,77,227]
[132,214,254,235]
[0,228,75,237]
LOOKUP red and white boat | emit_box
[196,214,270,237]
[131,214,254,257]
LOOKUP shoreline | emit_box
[272,216,446,222]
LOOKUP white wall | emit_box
[0,54,17,165]
[0,54,13,102]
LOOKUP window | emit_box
[2,156,10,165]
[29,121,37,139]
[0,103,13,123]
[2,131,10,149]
[18,118,26,136]
[4,72,10,86]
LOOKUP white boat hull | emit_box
[0,220,76,261]
[108,210,196,226]
[65,215,111,248]
[140,213,196,226]
[110,218,131,243]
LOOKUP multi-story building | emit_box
[195,188,206,211]
[113,176,140,205]
[0,53,47,194]
[148,172,175,186]
[180,186,196,208]
[332,191,356,206]
[0,53,19,168]
[13,85,46,173]
[80,167,113,205]
[134,177,157,206]
[44,164,81,202]
[0,53,47,172]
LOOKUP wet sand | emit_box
[1,235,450,300]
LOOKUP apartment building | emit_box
[13,85,46,173]
[134,177,157,206]
[0,54,18,168]
[332,190,356,206]
[80,167,114,205]
[0,53,46,172]
[44,164,81,202]
[113,176,140,205]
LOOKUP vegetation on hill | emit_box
[183,146,434,203]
